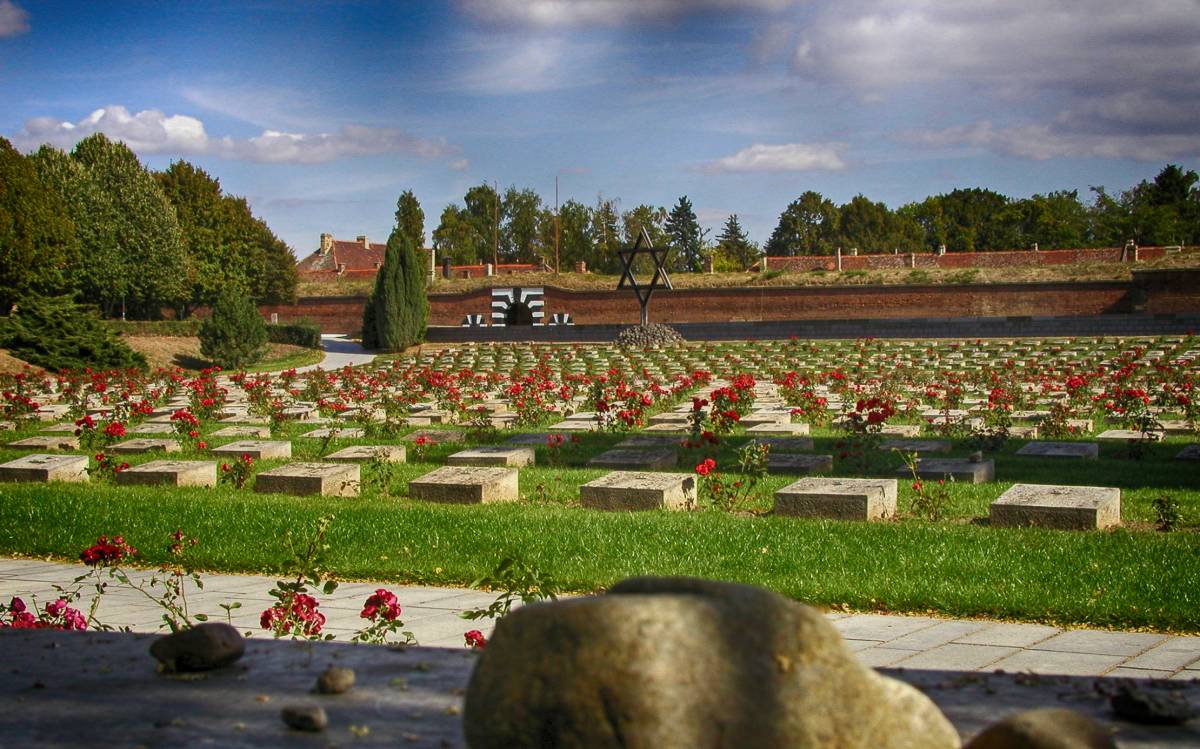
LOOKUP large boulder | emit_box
[463,576,958,749]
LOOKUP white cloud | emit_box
[13,106,460,165]
[460,0,801,27]
[790,1,1200,161]
[901,121,1200,163]
[455,37,609,94]
[702,142,846,173]
[0,0,29,37]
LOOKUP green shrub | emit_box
[267,321,321,349]
[0,296,146,372]
[199,290,267,369]
[905,269,933,284]
[946,269,980,284]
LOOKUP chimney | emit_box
[357,234,369,249]
[320,233,333,254]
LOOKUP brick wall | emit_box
[259,272,1198,334]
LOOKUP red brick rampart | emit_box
[756,246,1174,272]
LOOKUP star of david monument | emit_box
[617,226,673,327]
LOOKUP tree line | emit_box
[430,165,1199,271]
[0,134,297,318]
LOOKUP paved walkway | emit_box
[293,334,376,373]
[2,557,1197,680]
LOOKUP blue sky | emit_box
[2,0,1197,255]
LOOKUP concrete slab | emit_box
[775,477,898,521]
[879,439,951,453]
[447,446,535,467]
[905,458,995,484]
[894,643,1017,671]
[116,460,217,488]
[1016,441,1100,459]
[402,429,465,445]
[579,471,696,511]
[211,440,292,461]
[5,435,79,451]
[1032,630,1169,658]
[324,445,406,463]
[744,436,815,453]
[587,448,677,471]
[408,466,519,504]
[108,438,181,455]
[0,454,89,483]
[300,427,366,439]
[255,462,360,497]
[210,426,273,439]
[990,483,1121,530]
[766,453,833,474]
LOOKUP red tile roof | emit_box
[296,238,387,276]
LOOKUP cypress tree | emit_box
[362,227,427,351]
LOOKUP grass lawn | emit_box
[1,422,1197,633]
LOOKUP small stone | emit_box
[281,704,328,732]
[964,708,1115,748]
[316,666,356,695]
[149,622,245,673]
[1110,684,1197,725]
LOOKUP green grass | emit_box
[243,347,324,372]
[1,419,1197,632]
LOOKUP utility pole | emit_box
[554,175,561,274]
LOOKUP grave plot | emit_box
[990,484,1121,530]
[447,446,535,467]
[766,453,833,474]
[116,460,217,488]
[408,466,519,504]
[587,448,678,471]
[0,454,89,483]
[1016,442,1099,459]
[109,438,181,455]
[902,457,995,484]
[211,440,292,460]
[402,430,465,445]
[580,471,696,511]
[325,445,406,463]
[210,426,273,439]
[255,462,360,497]
[774,477,897,521]
[300,427,366,439]
[6,436,79,451]
[879,439,951,454]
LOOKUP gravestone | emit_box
[6,436,79,451]
[643,422,689,434]
[39,423,79,433]
[210,426,272,439]
[448,446,536,467]
[745,423,810,436]
[904,457,994,484]
[1016,442,1099,459]
[767,453,833,474]
[616,435,682,449]
[739,412,792,428]
[116,460,216,488]
[775,477,897,521]
[547,419,595,431]
[579,471,695,511]
[109,438,181,455]
[127,423,177,435]
[255,462,360,497]
[300,428,366,439]
[1096,429,1164,442]
[211,440,292,460]
[879,424,922,437]
[408,466,519,504]
[325,445,406,463]
[587,448,677,471]
[402,429,465,445]
[745,436,815,452]
[0,454,89,483]
[879,439,950,454]
[506,433,566,446]
[990,484,1121,530]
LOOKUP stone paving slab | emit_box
[893,643,1018,671]
[1031,630,1169,657]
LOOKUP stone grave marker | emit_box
[767,453,833,474]
[1096,429,1164,442]
[6,435,79,451]
[408,466,519,504]
[903,457,994,484]
[255,462,360,497]
[745,436,815,453]
[587,448,677,471]
[0,454,89,483]
[616,435,683,449]
[506,433,564,446]
[878,439,951,454]
[774,477,897,521]
[325,445,406,463]
[643,422,689,433]
[579,471,695,511]
[448,446,536,467]
[745,423,810,436]
[211,440,291,460]
[109,438,181,455]
[127,423,177,436]
[1016,442,1099,459]
[210,426,272,439]
[879,424,922,437]
[116,460,216,488]
[402,429,465,445]
[300,427,365,439]
[218,415,269,425]
[39,423,79,433]
[990,484,1120,530]
[739,411,792,427]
